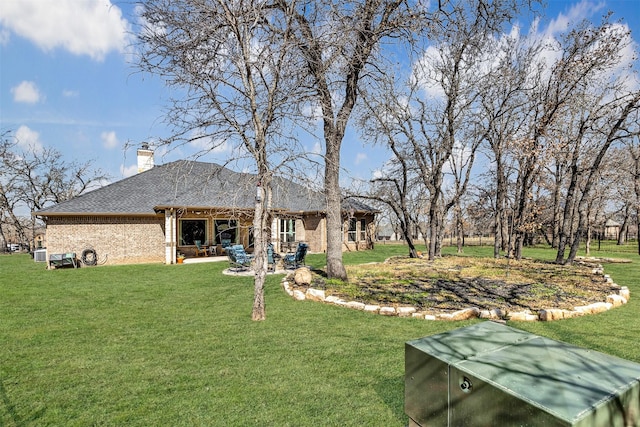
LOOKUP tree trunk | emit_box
[493,162,507,258]
[251,176,271,321]
[325,136,347,280]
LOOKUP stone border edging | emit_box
[281,260,630,322]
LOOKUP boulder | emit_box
[293,268,312,285]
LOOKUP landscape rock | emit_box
[606,294,627,307]
[293,268,312,285]
[508,311,538,321]
[620,287,631,300]
[282,281,293,296]
[539,308,565,321]
[449,307,480,321]
[325,295,343,304]
[397,306,417,317]
[574,302,613,314]
[562,310,585,319]
[364,305,380,313]
[346,301,365,310]
[293,290,306,301]
[306,288,326,301]
[379,306,396,316]
[480,308,507,320]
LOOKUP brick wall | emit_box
[45,215,165,265]
[302,214,325,253]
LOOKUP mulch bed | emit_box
[297,256,623,314]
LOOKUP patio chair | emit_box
[267,243,276,272]
[283,243,308,269]
[194,240,208,257]
[221,239,232,253]
[227,245,252,272]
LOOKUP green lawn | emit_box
[1,243,639,426]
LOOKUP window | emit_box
[280,218,296,243]
[215,220,238,246]
[347,218,357,242]
[180,219,207,245]
[360,219,366,241]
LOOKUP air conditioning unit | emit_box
[405,322,640,426]
[33,249,47,262]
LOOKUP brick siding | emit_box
[45,215,165,265]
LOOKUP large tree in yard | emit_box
[137,0,307,320]
[274,0,425,280]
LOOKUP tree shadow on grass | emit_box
[0,377,47,426]
[374,374,407,425]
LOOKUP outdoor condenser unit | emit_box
[405,322,640,427]
[33,249,46,262]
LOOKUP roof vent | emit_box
[137,143,154,173]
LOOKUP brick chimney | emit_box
[137,143,154,173]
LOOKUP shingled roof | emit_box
[36,160,330,216]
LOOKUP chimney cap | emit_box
[140,142,150,150]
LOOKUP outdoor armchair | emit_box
[283,243,308,269]
[194,240,208,257]
[227,245,252,272]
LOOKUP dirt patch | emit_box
[297,256,622,315]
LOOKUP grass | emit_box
[1,242,639,426]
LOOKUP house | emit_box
[604,219,621,240]
[35,149,376,265]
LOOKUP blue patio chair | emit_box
[227,245,252,272]
[267,243,275,272]
[283,243,308,269]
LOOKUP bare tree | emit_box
[621,125,640,254]
[0,132,106,250]
[137,0,308,320]
[548,20,640,263]
[276,0,423,280]
[476,31,541,258]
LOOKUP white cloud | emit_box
[0,0,132,61]
[62,89,79,98]
[101,130,119,149]
[11,80,41,104]
[0,28,9,45]
[120,163,138,178]
[543,1,604,38]
[355,152,367,165]
[15,125,44,153]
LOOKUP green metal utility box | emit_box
[405,322,640,426]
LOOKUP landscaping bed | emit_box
[295,255,627,316]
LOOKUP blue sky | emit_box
[1,0,639,185]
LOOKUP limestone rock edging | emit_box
[283,264,631,322]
